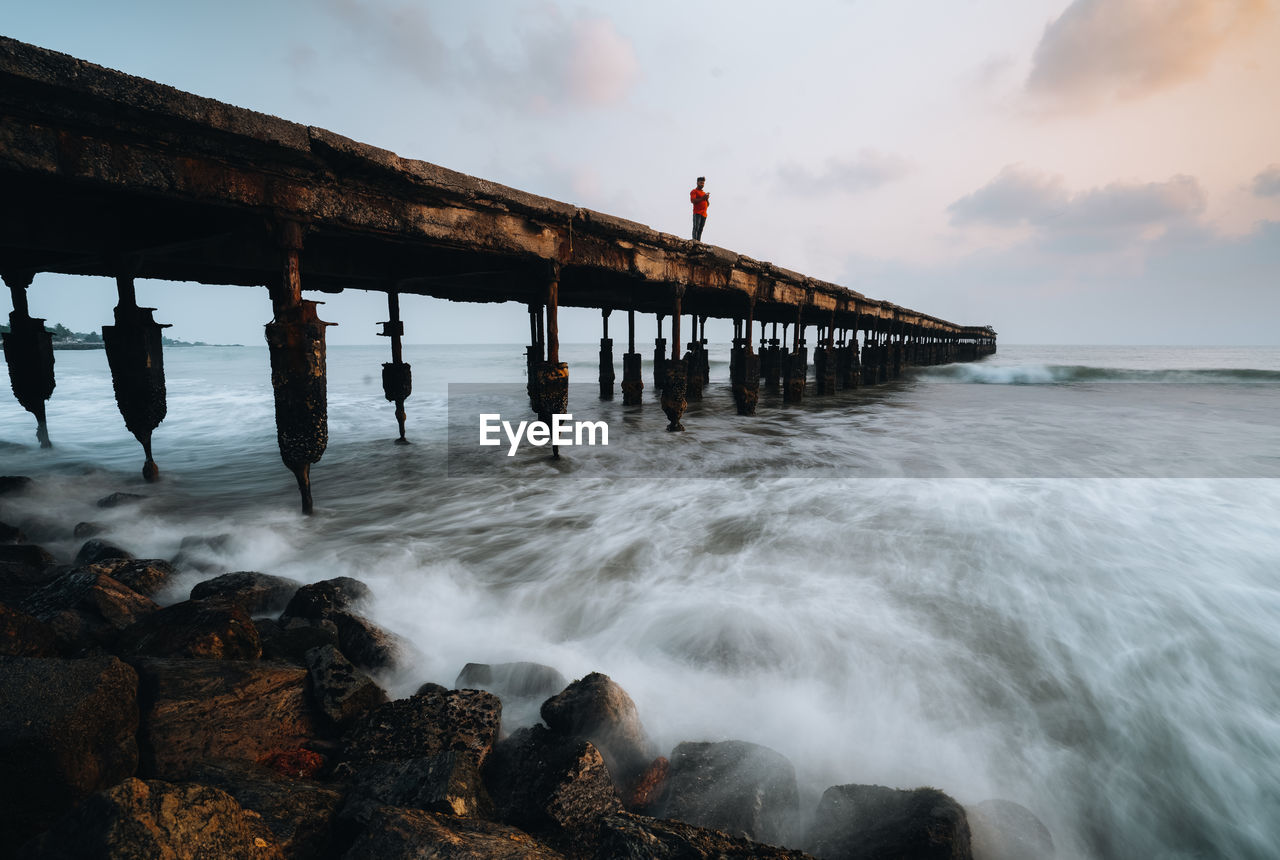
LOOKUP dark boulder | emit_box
[0,476,32,495]
[330,609,401,671]
[17,777,283,859]
[806,784,972,860]
[0,546,60,605]
[484,725,622,837]
[457,660,567,728]
[73,521,105,538]
[966,799,1055,860]
[0,601,58,657]
[540,671,655,790]
[95,491,145,508]
[257,749,327,781]
[82,558,177,598]
[624,755,670,813]
[662,739,800,846]
[192,571,304,615]
[280,576,372,621]
[342,806,565,860]
[337,751,494,821]
[133,658,322,780]
[73,538,134,565]
[256,618,339,666]
[342,688,502,769]
[594,811,817,859]
[20,569,157,653]
[117,598,263,660]
[0,521,26,543]
[0,543,55,569]
[305,643,388,728]
[0,656,139,849]
[277,577,399,671]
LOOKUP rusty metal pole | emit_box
[534,262,568,458]
[378,291,412,444]
[661,288,687,431]
[653,314,667,393]
[622,307,643,405]
[1,272,55,449]
[102,270,169,481]
[599,308,615,400]
[526,304,542,411]
[731,299,759,416]
[265,220,331,515]
[785,304,806,403]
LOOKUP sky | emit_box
[5,0,1279,345]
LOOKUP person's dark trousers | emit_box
[692,213,706,241]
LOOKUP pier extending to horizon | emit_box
[0,36,995,512]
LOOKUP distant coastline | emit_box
[0,322,241,349]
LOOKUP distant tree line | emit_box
[0,321,219,347]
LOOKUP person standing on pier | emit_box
[690,176,710,241]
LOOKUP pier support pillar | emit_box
[533,263,568,457]
[660,290,687,431]
[621,309,643,405]
[784,309,807,403]
[1,272,55,449]
[731,304,760,416]
[103,271,169,481]
[685,315,706,400]
[599,309,615,400]
[265,221,332,514]
[653,314,667,393]
[379,292,411,444]
[815,320,837,395]
[527,304,544,411]
[765,323,784,389]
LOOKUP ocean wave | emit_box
[917,364,1280,384]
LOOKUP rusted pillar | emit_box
[621,308,643,405]
[1,272,55,449]
[765,323,784,388]
[661,289,687,431]
[379,291,411,444]
[784,306,807,403]
[265,220,331,515]
[816,314,837,395]
[686,314,706,400]
[599,308,615,400]
[653,314,667,392]
[526,304,543,411]
[102,271,169,482]
[731,301,760,415]
[534,262,569,457]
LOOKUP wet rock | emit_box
[0,543,55,569]
[966,799,1054,860]
[256,618,339,666]
[20,569,157,653]
[806,784,972,860]
[457,660,568,700]
[73,521,105,539]
[0,601,58,656]
[330,609,401,671]
[342,688,502,769]
[594,811,816,859]
[171,534,235,573]
[0,476,32,495]
[0,521,26,543]
[624,755,670,813]
[484,725,622,837]
[280,576,372,621]
[342,806,565,860]
[95,491,145,508]
[18,777,283,859]
[277,577,399,671]
[541,671,654,790]
[134,658,321,780]
[192,571,304,615]
[416,681,449,696]
[0,546,60,605]
[256,749,327,780]
[74,538,134,565]
[83,558,177,598]
[188,759,344,860]
[662,739,800,846]
[305,643,388,728]
[338,751,494,821]
[0,656,139,849]
[117,598,263,660]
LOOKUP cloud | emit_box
[776,150,911,195]
[1252,164,1280,197]
[1026,0,1271,107]
[948,166,1207,250]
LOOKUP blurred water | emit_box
[2,342,1279,859]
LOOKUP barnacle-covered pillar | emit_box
[599,308,615,400]
[379,291,411,444]
[731,300,759,416]
[686,315,706,400]
[533,262,568,458]
[103,271,169,481]
[763,322,782,388]
[660,289,687,431]
[1,272,54,449]
[653,314,667,392]
[265,220,332,514]
[815,315,837,395]
[621,308,643,405]
[526,303,544,412]
[784,306,807,403]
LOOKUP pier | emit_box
[0,37,995,511]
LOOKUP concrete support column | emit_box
[379,291,411,444]
[661,289,687,431]
[621,308,643,406]
[599,308,615,400]
[103,270,170,481]
[1,271,55,449]
[265,220,332,514]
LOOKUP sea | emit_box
[1,342,1278,860]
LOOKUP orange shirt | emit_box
[690,187,709,216]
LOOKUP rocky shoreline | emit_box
[0,475,1053,859]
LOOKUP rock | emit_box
[256,749,327,780]
[171,534,234,572]
[594,811,817,859]
[192,571,304,615]
[256,618,339,666]
[342,806,565,860]
[82,558,177,597]
[0,476,32,495]
[540,672,654,790]
[806,784,972,860]
[133,658,321,780]
[416,681,449,696]
[330,609,401,671]
[624,756,669,813]
[74,538,134,565]
[0,521,27,543]
[484,725,622,837]
[117,598,263,660]
[280,576,372,621]
[966,799,1054,860]
[95,491,145,508]
[0,543,55,568]
[20,570,157,653]
[662,740,800,846]
[0,601,58,656]
[305,643,388,728]
[0,545,60,605]
[456,661,567,728]
[0,656,139,849]
[342,688,502,769]
[73,521,105,538]
[188,759,343,860]
[337,752,494,821]
[18,777,284,859]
